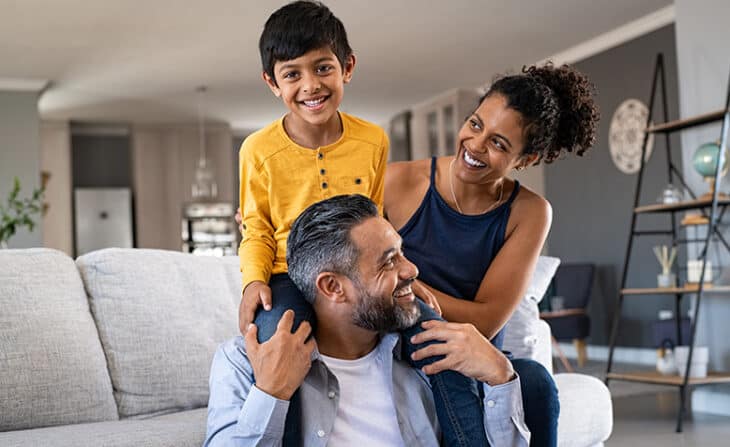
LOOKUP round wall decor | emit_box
[609,99,654,174]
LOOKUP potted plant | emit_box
[0,177,45,249]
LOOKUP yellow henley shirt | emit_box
[238,112,389,288]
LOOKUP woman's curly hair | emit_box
[483,62,600,164]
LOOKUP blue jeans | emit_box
[511,358,559,447]
[254,274,487,446]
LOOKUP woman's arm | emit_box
[413,192,552,339]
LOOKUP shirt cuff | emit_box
[482,376,531,445]
[239,385,290,438]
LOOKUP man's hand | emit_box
[245,310,315,401]
[235,207,244,235]
[410,320,514,385]
[239,281,272,334]
[412,280,442,316]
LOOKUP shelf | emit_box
[635,198,730,214]
[607,371,730,386]
[646,109,727,134]
[621,285,730,295]
[539,309,586,318]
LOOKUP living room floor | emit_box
[566,360,730,446]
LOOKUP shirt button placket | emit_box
[318,150,328,197]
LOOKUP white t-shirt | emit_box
[320,347,406,447]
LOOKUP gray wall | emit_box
[0,90,42,248]
[675,0,730,413]
[545,25,682,347]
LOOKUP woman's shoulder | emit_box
[385,158,432,193]
[512,182,552,225]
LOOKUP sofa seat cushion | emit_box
[555,373,613,447]
[75,249,240,418]
[0,408,207,447]
[0,248,118,431]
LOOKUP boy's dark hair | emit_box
[287,194,378,304]
[259,1,352,85]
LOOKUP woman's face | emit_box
[453,93,531,185]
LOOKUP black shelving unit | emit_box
[605,53,730,432]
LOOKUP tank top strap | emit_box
[504,180,521,207]
[430,156,438,185]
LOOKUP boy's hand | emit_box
[245,310,315,400]
[235,207,244,235]
[239,281,272,334]
[413,279,442,316]
[410,320,515,386]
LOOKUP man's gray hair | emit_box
[287,194,379,303]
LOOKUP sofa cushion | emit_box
[0,248,118,431]
[555,373,613,447]
[502,256,560,361]
[75,249,240,417]
[0,407,207,447]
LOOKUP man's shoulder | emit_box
[341,112,387,147]
[212,336,254,376]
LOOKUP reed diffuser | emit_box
[653,245,677,288]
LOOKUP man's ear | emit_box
[520,152,539,169]
[262,72,281,97]
[315,272,347,303]
[342,54,356,84]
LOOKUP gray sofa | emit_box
[0,248,612,446]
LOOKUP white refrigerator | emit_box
[74,188,134,256]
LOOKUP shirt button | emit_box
[322,182,328,189]
[487,400,496,408]
[328,390,336,399]
[317,429,326,437]
[318,153,324,160]
[320,169,326,175]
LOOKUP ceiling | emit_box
[1,0,672,131]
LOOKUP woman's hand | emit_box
[412,279,442,316]
[410,320,514,385]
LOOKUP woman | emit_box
[385,63,599,446]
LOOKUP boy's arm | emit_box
[369,130,390,215]
[239,143,276,288]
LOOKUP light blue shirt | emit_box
[204,333,530,446]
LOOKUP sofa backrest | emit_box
[75,248,240,418]
[502,256,560,365]
[0,248,118,431]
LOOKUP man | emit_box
[205,194,529,446]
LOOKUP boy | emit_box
[236,2,488,446]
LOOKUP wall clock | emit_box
[609,99,654,174]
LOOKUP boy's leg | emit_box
[253,273,316,343]
[511,358,560,447]
[401,300,489,447]
[252,273,313,446]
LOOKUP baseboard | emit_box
[554,342,656,366]
[555,343,730,417]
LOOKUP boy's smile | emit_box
[263,47,356,148]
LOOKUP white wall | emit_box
[132,123,235,251]
[39,121,73,254]
[675,0,730,416]
[0,90,42,248]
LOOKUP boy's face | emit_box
[263,47,355,128]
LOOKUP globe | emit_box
[692,142,727,178]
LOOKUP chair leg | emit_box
[573,338,588,368]
[551,336,574,373]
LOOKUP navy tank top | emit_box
[398,157,520,349]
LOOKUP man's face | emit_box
[346,216,420,332]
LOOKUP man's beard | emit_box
[351,277,421,332]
